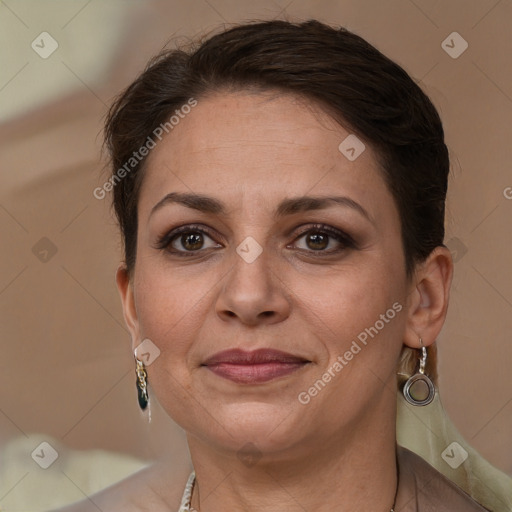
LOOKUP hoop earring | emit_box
[135,356,149,410]
[402,340,435,406]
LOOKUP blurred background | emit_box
[1,0,511,509]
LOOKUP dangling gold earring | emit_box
[135,356,149,410]
[402,339,435,406]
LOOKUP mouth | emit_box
[202,348,311,384]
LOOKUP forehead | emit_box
[138,91,394,220]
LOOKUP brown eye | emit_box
[295,230,338,252]
[306,232,329,250]
[166,229,219,254]
[178,232,204,251]
[292,224,356,254]
[155,224,222,257]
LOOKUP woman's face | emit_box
[120,91,414,458]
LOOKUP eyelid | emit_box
[155,222,356,255]
[289,223,356,248]
[154,223,222,251]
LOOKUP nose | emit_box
[215,250,291,326]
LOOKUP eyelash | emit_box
[155,224,221,256]
[155,223,356,257]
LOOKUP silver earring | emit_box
[402,340,435,406]
[135,356,149,410]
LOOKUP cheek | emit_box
[131,265,208,420]
[297,250,406,375]
[295,274,405,416]
[132,260,214,360]
[306,254,404,328]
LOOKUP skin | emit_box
[112,90,453,511]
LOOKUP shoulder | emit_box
[49,461,191,512]
[396,446,491,512]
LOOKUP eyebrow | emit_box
[150,192,373,223]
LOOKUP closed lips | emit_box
[203,348,310,365]
[202,349,310,384]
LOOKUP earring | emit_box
[402,340,435,406]
[135,356,149,410]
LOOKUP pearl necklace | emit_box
[178,472,396,512]
[178,472,196,511]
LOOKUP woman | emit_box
[57,19,508,511]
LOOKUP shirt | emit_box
[394,446,491,511]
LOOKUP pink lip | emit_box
[202,349,310,384]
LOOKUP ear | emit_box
[116,263,140,350]
[403,246,453,349]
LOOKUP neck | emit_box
[187,397,398,512]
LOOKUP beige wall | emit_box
[1,0,511,488]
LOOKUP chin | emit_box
[192,401,306,454]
